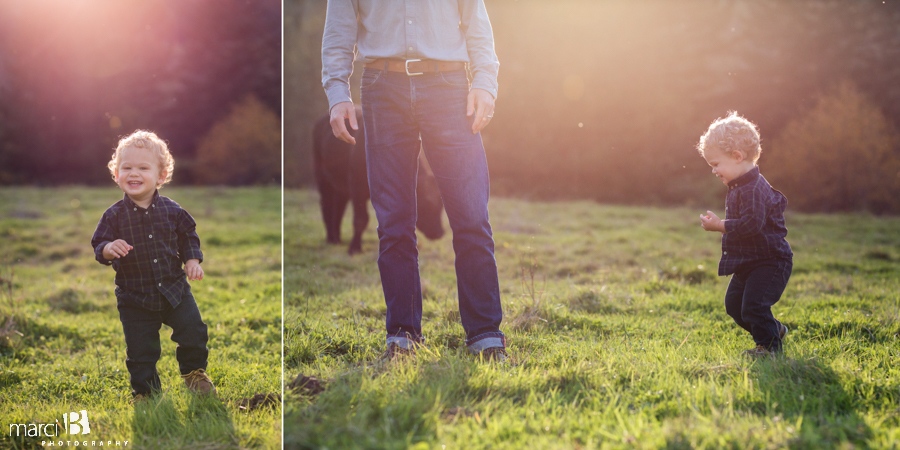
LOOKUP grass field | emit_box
[1,187,282,449]
[285,189,900,449]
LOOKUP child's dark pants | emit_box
[116,288,209,397]
[724,259,792,352]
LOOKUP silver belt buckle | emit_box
[405,59,423,76]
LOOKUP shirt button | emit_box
[149,234,153,238]
[133,208,137,211]
[153,259,157,263]
[723,251,728,255]
[158,283,162,286]
[408,46,413,51]
[408,20,412,24]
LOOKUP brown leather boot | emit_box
[182,368,217,396]
[743,345,774,358]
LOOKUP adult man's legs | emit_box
[361,69,427,349]
[416,70,504,352]
[362,68,505,354]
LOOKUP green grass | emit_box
[1,187,282,449]
[284,189,900,449]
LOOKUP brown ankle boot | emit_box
[743,345,774,358]
[182,368,217,396]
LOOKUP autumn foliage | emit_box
[194,95,281,185]
[766,82,900,214]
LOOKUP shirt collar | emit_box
[122,190,160,211]
[728,166,759,190]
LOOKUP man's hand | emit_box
[466,88,495,134]
[329,101,358,145]
[184,259,204,282]
[102,239,133,260]
[700,210,726,233]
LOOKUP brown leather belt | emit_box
[365,58,466,76]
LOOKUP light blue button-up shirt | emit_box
[322,0,500,112]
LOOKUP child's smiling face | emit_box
[703,147,754,185]
[115,145,167,202]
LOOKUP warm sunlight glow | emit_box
[4,1,174,79]
[562,74,584,101]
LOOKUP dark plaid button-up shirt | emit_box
[91,191,203,310]
[719,166,793,276]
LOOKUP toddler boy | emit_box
[697,112,793,357]
[91,130,216,400]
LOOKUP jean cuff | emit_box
[466,333,505,354]
[386,334,424,350]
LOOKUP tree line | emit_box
[286,0,900,213]
[0,0,281,186]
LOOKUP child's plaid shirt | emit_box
[91,191,203,311]
[719,166,793,276]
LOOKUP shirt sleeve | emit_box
[176,209,203,263]
[723,186,766,237]
[91,210,117,266]
[459,0,499,99]
[322,0,359,112]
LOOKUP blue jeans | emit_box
[116,286,209,396]
[724,259,792,352]
[360,67,504,352]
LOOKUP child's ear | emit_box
[158,170,168,186]
[731,150,744,162]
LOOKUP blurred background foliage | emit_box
[0,0,281,186]
[195,95,281,186]
[285,0,900,213]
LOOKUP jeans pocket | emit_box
[360,69,382,89]
[439,70,470,87]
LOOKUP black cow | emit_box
[312,109,445,254]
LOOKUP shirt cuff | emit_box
[182,249,204,264]
[722,219,736,234]
[94,242,114,265]
[326,85,353,113]
[470,77,498,100]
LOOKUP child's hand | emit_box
[184,259,204,281]
[102,239,133,260]
[700,210,725,233]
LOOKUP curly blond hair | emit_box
[696,111,762,163]
[107,130,175,187]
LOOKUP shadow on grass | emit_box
[132,392,236,449]
[664,356,873,448]
[750,356,871,447]
[286,353,472,450]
